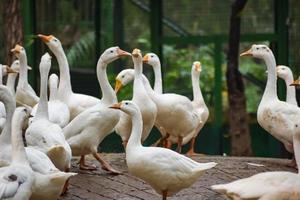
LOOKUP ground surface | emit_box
[59,153,296,200]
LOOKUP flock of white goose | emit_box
[0,34,299,200]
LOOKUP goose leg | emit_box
[287,155,297,169]
[79,155,97,170]
[176,136,183,153]
[186,137,196,156]
[162,133,170,147]
[162,190,168,200]
[60,167,70,196]
[92,153,121,175]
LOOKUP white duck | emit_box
[115,49,157,147]
[11,44,39,107]
[0,85,76,200]
[25,53,72,172]
[240,45,300,168]
[276,65,297,106]
[31,73,70,128]
[0,107,34,200]
[63,47,130,173]
[38,34,110,120]
[110,100,217,200]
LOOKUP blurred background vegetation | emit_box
[0,0,299,157]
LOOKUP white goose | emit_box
[63,47,130,173]
[38,34,103,120]
[0,107,34,200]
[0,64,17,133]
[115,49,157,147]
[31,73,70,128]
[11,44,39,107]
[239,45,300,167]
[115,63,208,154]
[116,56,202,153]
[6,60,32,96]
[110,100,217,200]
[25,53,72,172]
[276,65,297,106]
[0,85,76,200]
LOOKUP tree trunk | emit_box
[226,0,252,156]
[3,0,23,65]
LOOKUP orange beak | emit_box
[11,44,22,54]
[290,78,300,86]
[37,34,53,43]
[240,49,253,57]
[114,79,123,93]
[5,65,18,74]
[117,48,131,57]
[109,102,122,109]
[143,54,149,63]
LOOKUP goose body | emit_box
[25,53,72,171]
[276,65,297,106]
[211,44,300,199]
[31,74,70,128]
[212,171,300,200]
[0,107,34,200]
[63,47,130,173]
[11,45,39,107]
[38,34,100,120]
[110,100,216,199]
[0,85,76,200]
[115,49,157,145]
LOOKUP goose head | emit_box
[132,48,143,62]
[10,60,32,73]
[11,44,26,59]
[1,64,17,76]
[100,47,131,65]
[114,69,134,93]
[240,44,271,59]
[276,65,292,81]
[143,53,160,67]
[38,34,62,52]
[192,61,202,75]
[40,53,52,73]
[109,100,139,116]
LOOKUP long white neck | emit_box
[6,73,17,96]
[0,89,16,146]
[49,75,58,101]
[53,47,72,94]
[133,57,145,95]
[152,62,163,94]
[192,70,205,105]
[126,110,143,150]
[11,109,29,165]
[141,74,160,102]
[0,67,3,85]
[97,59,117,104]
[283,74,297,106]
[18,54,29,89]
[261,53,278,102]
[36,66,50,119]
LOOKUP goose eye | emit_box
[54,39,58,42]
[256,47,259,50]
[121,75,125,78]
[125,102,128,105]
[21,47,24,50]
[110,50,114,53]
[151,55,154,58]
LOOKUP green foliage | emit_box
[66,31,95,68]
